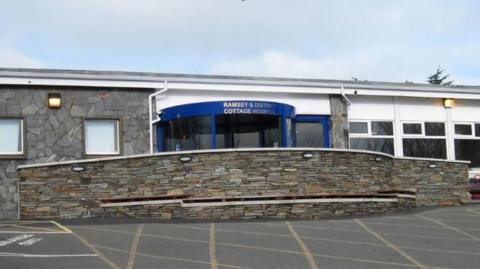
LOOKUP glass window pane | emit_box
[349,122,368,134]
[371,121,393,136]
[296,122,324,147]
[403,139,446,159]
[425,122,445,136]
[86,120,118,154]
[403,123,422,135]
[475,124,480,137]
[215,114,280,149]
[455,124,472,135]
[166,116,211,151]
[350,138,394,155]
[0,119,22,153]
[455,139,480,168]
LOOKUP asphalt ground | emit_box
[2,205,480,269]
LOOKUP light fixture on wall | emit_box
[427,163,438,169]
[302,152,314,159]
[374,156,383,162]
[179,156,192,163]
[443,98,455,108]
[71,165,85,172]
[48,93,62,109]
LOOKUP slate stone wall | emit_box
[329,95,349,149]
[17,149,469,219]
[0,86,153,218]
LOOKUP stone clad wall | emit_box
[0,86,153,219]
[17,149,470,219]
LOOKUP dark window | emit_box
[350,138,394,155]
[455,139,480,168]
[476,124,480,137]
[349,122,368,134]
[455,124,472,135]
[166,116,211,151]
[216,114,281,149]
[403,123,422,135]
[403,139,447,159]
[425,122,445,136]
[371,121,393,136]
[296,122,324,147]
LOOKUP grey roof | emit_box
[1,67,480,94]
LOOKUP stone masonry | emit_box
[17,149,469,219]
[0,86,153,218]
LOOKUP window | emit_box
[0,118,24,155]
[349,122,368,134]
[454,122,480,167]
[85,119,120,155]
[401,122,446,159]
[294,115,330,148]
[455,124,472,136]
[349,120,394,155]
[403,123,422,135]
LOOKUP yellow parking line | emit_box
[126,224,144,269]
[286,222,319,269]
[50,221,73,233]
[355,219,425,268]
[417,215,480,242]
[210,223,218,269]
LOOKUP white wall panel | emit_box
[156,90,331,115]
[397,97,446,121]
[451,99,480,122]
[349,96,394,120]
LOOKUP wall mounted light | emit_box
[443,98,455,108]
[179,156,192,163]
[302,152,314,159]
[48,93,62,109]
[427,163,438,169]
[71,165,85,172]
[374,156,383,162]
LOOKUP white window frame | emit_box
[349,120,394,139]
[84,119,121,156]
[0,118,25,156]
[401,121,446,139]
[453,122,476,138]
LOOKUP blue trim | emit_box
[159,100,296,122]
[295,115,331,148]
[156,124,166,152]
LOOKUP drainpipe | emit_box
[340,86,352,106]
[149,81,169,154]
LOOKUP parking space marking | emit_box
[0,221,70,234]
[286,222,319,269]
[0,252,98,258]
[91,243,247,269]
[75,225,421,268]
[417,215,480,242]
[354,219,425,268]
[69,229,122,269]
[126,224,144,269]
[466,208,480,216]
[0,234,34,247]
[18,238,42,246]
[210,223,218,269]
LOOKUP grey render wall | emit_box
[0,86,153,218]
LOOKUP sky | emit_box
[0,0,479,85]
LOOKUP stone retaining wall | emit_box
[17,149,470,219]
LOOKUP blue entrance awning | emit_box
[159,100,296,121]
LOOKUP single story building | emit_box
[1,68,479,219]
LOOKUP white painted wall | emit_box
[348,96,394,120]
[155,90,331,115]
[451,99,480,122]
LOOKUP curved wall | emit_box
[17,149,470,219]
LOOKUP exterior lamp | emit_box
[48,93,62,109]
[302,152,314,159]
[179,156,192,163]
[443,98,454,108]
[427,163,438,169]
